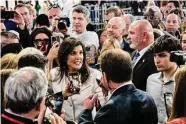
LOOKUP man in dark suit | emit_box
[127,19,157,91]
[106,17,134,54]
[78,49,158,124]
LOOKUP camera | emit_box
[170,51,186,66]
[1,11,15,20]
[56,17,70,27]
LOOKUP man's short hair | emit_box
[73,5,90,19]
[14,3,27,10]
[4,67,48,114]
[105,6,123,17]
[18,54,48,70]
[151,34,181,53]
[101,49,132,83]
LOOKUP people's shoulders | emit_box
[168,117,186,124]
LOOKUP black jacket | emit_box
[78,84,158,124]
[132,49,157,91]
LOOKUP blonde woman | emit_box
[97,38,120,64]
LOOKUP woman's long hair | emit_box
[57,37,89,84]
[168,66,186,121]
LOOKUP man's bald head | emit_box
[131,19,153,33]
[127,19,154,50]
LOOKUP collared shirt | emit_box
[133,44,152,67]
[119,39,124,49]
[146,71,177,124]
[108,81,133,100]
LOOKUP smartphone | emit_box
[164,92,173,118]
[1,11,15,19]
[85,45,96,64]
[43,91,63,123]
[51,36,60,44]
[68,72,80,94]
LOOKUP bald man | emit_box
[106,17,133,53]
[165,13,181,39]
[127,19,157,91]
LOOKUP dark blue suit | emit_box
[78,84,158,124]
[132,49,157,91]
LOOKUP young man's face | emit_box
[154,51,173,72]
[72,12,88,34]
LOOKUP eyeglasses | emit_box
[34,38,50,43]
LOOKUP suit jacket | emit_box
[78,84,158,124]
[121,39,134,54]
[132,49,157,91]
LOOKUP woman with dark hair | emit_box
[50,37,105,122]
[167,65,186,124]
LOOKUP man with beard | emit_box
[127,19,157,91]
[146,34,180,124]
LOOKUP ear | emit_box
[121,28,126,36]
[86,17,90,24]
[143,32,148,41]
[102,72,108,83]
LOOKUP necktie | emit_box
[132,52,140,66]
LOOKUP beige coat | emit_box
[50,67,105,122]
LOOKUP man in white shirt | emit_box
[72,5,99,49]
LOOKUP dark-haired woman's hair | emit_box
[57,37,89,84]
[168,66,186,121]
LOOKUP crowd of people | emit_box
[1,0,186,124]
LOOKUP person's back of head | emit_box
[4,67,48,114]
[168,65,186,122]
[101,49,132,83]
[151,34,181,54]
[1,53,18,69]
[18,54,48,71]
[105,6,123,17]
[1,69,16,110]
[36,14,50,27]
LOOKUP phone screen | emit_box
[164,92,173,118]
[43,91,63,123]
[68,72,80,94]
[51,36,60,44]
